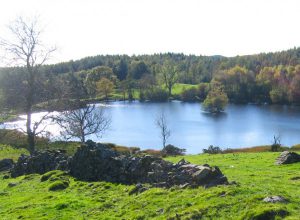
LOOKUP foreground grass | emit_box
[1,148,300,219]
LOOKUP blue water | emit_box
[98,101,300,154]
[4,101,300,154]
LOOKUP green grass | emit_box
[1,149,300,219]
[0,144,28,161]
[171,83,198,95]
[110,83,197,100]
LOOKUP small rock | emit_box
[263,196,287,203]
[8,182,17,187]
[219,191,226,197]
[176,159,189,166]
[290,176,300,180]
[156,208,164,214]
[129,183,149,195]
[3,175,10,179]
[179,183,190,189]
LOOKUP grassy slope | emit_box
[0,145,28,161]
[0,147,300,219]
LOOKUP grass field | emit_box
[171,83,198,95]
[110,83,198,100]
[1,145,300,219]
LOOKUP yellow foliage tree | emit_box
[96,78,115,100]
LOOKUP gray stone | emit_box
[9,141,228,188]
[11,150,70,177]
[276,151,300,165]
[69,141,228,188]
[263,196,287,203]
[8,182,17,187]
[0,158,14,171]
[3,175,9,179]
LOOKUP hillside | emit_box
[1,145,300,219]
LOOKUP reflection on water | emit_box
[2,101,300,154]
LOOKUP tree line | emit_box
[1,48,300,109]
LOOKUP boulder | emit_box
[0,158,14,172]
[276,151,300,165]
[11,150,70,177]
[69,142,122,182]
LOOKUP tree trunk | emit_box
[80,125,85,143]
[26,110,35,154]
[168,86,172,97]
[26,66,35,155]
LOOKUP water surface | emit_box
[3,101,300,154]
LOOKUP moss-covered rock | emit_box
[48,180,69,191]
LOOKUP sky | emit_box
[0,0,300,65]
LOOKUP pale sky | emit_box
[0,0,300,65]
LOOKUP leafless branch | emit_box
[52,104,111,143]
[155,111,171,148]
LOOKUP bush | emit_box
[271,135,281,152]
[202,145,223,154]
[162,144,186,156]
[181,88,199,102]
[145,88,169,102]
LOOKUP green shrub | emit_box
[181,87,199,102]
[145,88,168,101]
[48,180,69,191]
[203,145,223,154]
[162,144,186,156]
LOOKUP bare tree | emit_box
[0,16,56,154]
[155,111,171,149]
[53,104,111,143]
[271,134,281,152]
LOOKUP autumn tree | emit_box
[0,16,55,154]
[203,86,228,113]
[85,66,116,97]
[96,77,115,100]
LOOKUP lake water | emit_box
[3,101,300,154]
